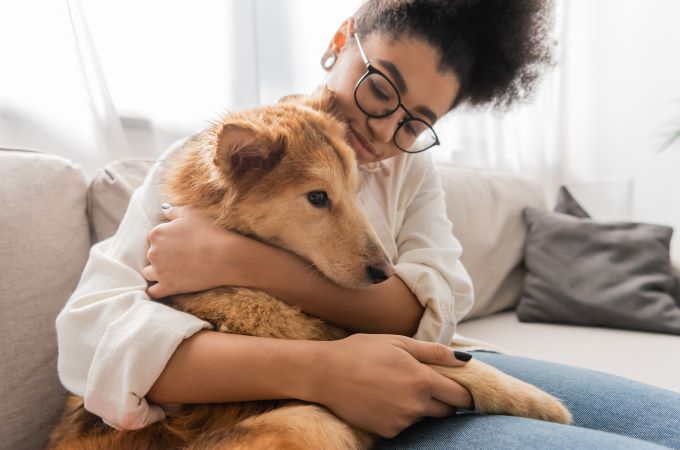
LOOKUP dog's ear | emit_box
[280,86,341,118]
[305,86,338,114]
[278,93,305,104]
[214,122,286,178]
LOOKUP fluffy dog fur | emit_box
[48,90,572,450]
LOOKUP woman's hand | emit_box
[304,334,474,438]
[143,205,264,298]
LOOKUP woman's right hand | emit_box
[305,334,474,438]
[144,205,275,298]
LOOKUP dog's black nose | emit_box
[366,263,394,284]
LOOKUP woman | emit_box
[57,0,680,448]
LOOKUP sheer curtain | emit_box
[0,0,121,172]
[1,0,563,184]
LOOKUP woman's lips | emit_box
[349,128,378,160]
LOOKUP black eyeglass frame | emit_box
[352,32,440,154]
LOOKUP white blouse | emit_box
[56,138,479,430]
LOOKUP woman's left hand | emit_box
[143,204,259,298]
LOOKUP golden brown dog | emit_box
[49,90,572,450]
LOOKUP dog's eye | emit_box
[307,191,329,208]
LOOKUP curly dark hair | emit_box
[353,0,556,110]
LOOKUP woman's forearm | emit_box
[148,330,475,438]
[144,207,423,336]
[147,330,326,404]
[247,245,424,336]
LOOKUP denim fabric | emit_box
[375,351,680,449]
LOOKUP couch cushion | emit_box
[437,166,547,321]
[457,311,680,393]
[88,158,156,243]
[0,148,90,450]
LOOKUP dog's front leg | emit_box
[169,287,348,341]
[429,359,573,424]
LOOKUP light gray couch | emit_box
[1,147,678,450]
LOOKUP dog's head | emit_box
[170,88,393,288]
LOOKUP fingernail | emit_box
[161,203,171,210]
[454,351,472,362]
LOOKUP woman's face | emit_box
[324,25,460,165]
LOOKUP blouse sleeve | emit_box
[392,157,474,344]
[55,140,212,430]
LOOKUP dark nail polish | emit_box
[454,351,473,362]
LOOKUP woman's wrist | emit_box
[242,241,303,291]
[215,232,277,289]
[280,339,332,403]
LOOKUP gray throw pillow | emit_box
[553,185,590,219]
[517,187,680,335]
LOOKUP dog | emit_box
[48,89,572,450]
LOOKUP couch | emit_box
[1,147,678,450]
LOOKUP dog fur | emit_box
[48,90,572,450]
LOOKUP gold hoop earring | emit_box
[320,50,337,71]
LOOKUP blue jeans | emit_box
[375,351,680,449]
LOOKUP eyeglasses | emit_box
[353,33,440,154]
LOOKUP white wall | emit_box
[560,0,680,259]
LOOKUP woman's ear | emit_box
[324,17,355,56]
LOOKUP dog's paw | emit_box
[491,378,573,424]
[431,360,573,425]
